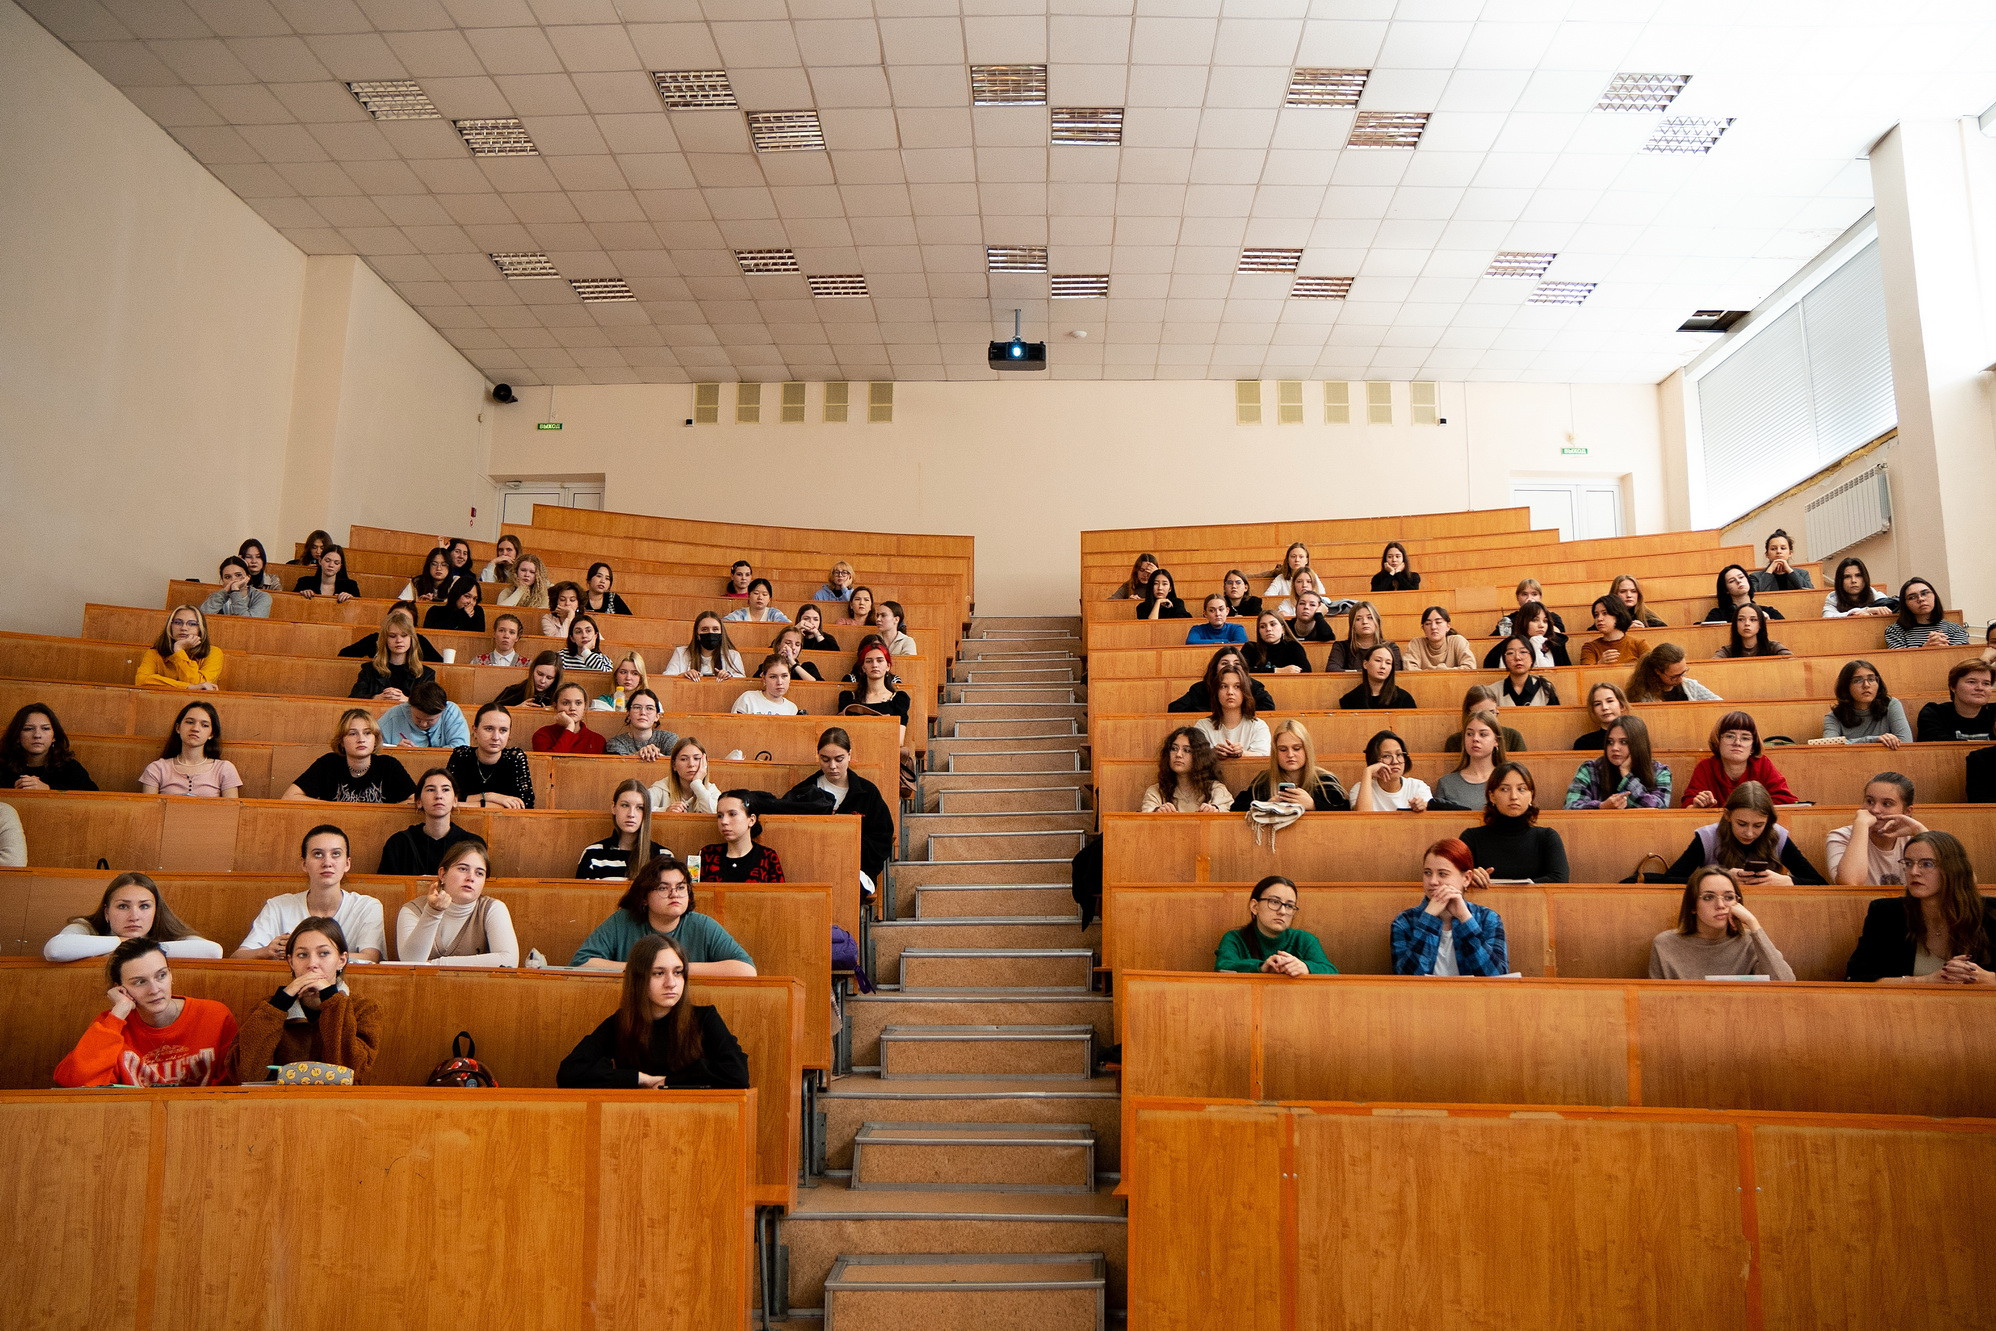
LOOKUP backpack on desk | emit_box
[426,1031,498,1088]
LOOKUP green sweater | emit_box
[568,909,753,968]
[1214,926,1337,974]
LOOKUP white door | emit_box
[497,480,604,528]
[1512,481,1623,543]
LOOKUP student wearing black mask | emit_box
[665,613,744,680]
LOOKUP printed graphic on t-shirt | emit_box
[332,779,388,802]
[120,1044,219,1087]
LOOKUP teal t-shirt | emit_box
[568,908,753,968]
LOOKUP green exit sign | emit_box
[536,421,563,430]
[1561,445,1587,455]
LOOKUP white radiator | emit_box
[1805,463,1892,556]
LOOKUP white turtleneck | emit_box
[395,895,519,967]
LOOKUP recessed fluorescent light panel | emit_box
[987,246,1049,272]
[1238,248,1304,274]
[652,70,737,109]
[1596,73,1691,112]
[1051,107,1123,145]
[808,274,869,298]
[1284,68,1369,108]
[747,110,826,152]
[1529,281,1597,305]
[1645,117,1734,153]
[346,80,440,120]
[736,249,800,274]
[1051,274,1108,298]
[570,278,635,303]
[455,118,537,156]
[1347,112,1428,148]
[1290,275,1354,299]
[490,252,560,278]
[1486,251,1557,279]
[971,64,1048,106]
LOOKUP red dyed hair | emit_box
[1423,838,1475,875]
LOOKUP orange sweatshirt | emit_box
[53,998,240,1087]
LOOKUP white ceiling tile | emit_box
[464,25,565,75]
[148,37,260,84]
[877,16,967,65]
[886,63,970,107]
[1375,21,1474,69]
[1294,19,1387,66]
[1211,18,1303,66]
[1130,15,1216,64]
[1125,63,1210,107]
[1048,63,1129,104]
[811,66,895,108]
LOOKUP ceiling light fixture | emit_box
[1595,73,1691,112]
[971,64,1048,106]
[570,278,635,303]
[987,246,1048,272]
[1051,107,1123,146]
[1645,117,1733,154]
[1529,281,1597,305]
[736,249,800,274]
[808,274,869,298]
[1486,251,1557,278]
[1051,274,1108,298]
[1347,111,1428,149]
[747,110,826,152]
[1238,248,1304,273]
[1678,309,1750,333]
[346,80,440,120]
[1290,275,1354,299]
[652,70,737,109]
[455,118,538,156]
[489,252,560,278]
[1284,68,1369,108]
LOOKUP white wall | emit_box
[489,378,1666,614]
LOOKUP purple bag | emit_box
[831,925,873,993]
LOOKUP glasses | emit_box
[1255,898,1299,914]
[1849,674,1880,686]
[651,884,691,898]
[1903,859,1940,873]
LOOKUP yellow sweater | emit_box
[136,646,224,689]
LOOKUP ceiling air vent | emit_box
[1290,275,1353,299]
[1595,73,1690,112]
[1347,112,1427,149]
[1486,251,1556,278]
[490,252,560,278]
[1645,117,1733,154]
[455,118,537,156]
[1284,68,1369,108]
[653,70,737,109]
[971,65,1048,106]
[1678,309,1750,333]
[1051,274,1109,298]
[1051,107,1123,145]
[987,246,1048,272]
[1238,248,1304,274]
[748,110,826,152]
[808,274,870,298]
[346,80,440,120]
[1529,281,1597,305]
[736,249,800,274]
[569,278,635,302]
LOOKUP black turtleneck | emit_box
[1460,812,1569,883]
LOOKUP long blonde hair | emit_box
[611,651,648,694]
[1451,709,1507,774]
[371,609,423,676]
[1260,718,1333,802]
[685,612,737,669]
[661,736,708,806]
[507,553,550,609]
[1346,599,1384,649]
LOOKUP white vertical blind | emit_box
[1694,239,1896,525]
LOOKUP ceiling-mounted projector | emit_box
[989,308,1047,371]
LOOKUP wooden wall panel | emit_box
[0,1097,151,1331]
[1119,974,1254,1103]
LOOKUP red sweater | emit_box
[1679,754,1797,808]
[532,724,607,755]
[54,999,239,1087]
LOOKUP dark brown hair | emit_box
[2,703,75,772]
[618,853,692,922]
[1678,867,1746,937]
[1155,725,1222,806]
[69,872,199,943]
[1900,831,1988,962]
[614,934,704,1071]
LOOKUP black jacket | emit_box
[1701,600,1785,624]
[1748,568,1814,593]
[1371,571,1420,592]
[1661,833,1825,886]
[1168,678,1275,715]
[585,592,634,616]
[1230,770,1349,812]
[1969,746,1996,803]
[555,1005,750,1089]
[1288,614,1337,644]
[340,632,444,662]
[1226,595,1264,620]
[785,771,895,882]
[1917,702,1996,744]
[294,573,362,598]
[1845,895,1996,981]
[1340,683,1417,710]
[1482,639,1572,669]
[1248,639,1311,674]
[350,659,437,700]
[1325,641,1403,673]
[0,756,97,790]
[1136,597,1191,620]
[423,604,486,633]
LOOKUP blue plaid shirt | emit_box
[1391,902,1508,977]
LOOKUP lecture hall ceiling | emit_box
[24,0,1996,386]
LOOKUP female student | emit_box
[1371,541,1419,592]
[420,577,486,634]
[237,916,382,1081]
[137,605,223,690]
[1496,635,1561,708]
[1325,602,1401,672]
[561,615,614,673]
[1681,712,1797,808]
[762,627,825,682]
[556,935,752,1088]
[1564,715,1672,809]
[533,683,609,754]
[235,825,389,961]
[1434,711,1504,810]
[1480,602,1571,669]
[446,703,537,809]
[1648,867,1796,980]
[1245,611,1306,671]
[1136,568,1192,620]
[480,533,522,583]
[1713,603,1790,658]
[1914,659,1994,743]
[582,562,633,616]
[1827,772,1926,886]
[1823,556,1895,618]
[1660,782,1826,885]
[293,530,332,568]
[202,556,271,618]
[53,939,240,1087]
[340,602,444,663]
[400,548,454,603]
[838,640,912,748]
[650,736,719,815]
[1700,565,1784,624]
[1844,830,1995,982]
[1194,668,1271,759]
[499,553,549,609]
[571,857,757,972]
[377,768,480,876]
[1,704,97,790]
[42,872,223,963]
[140,702,242,797]
[294,545,360,601]
[1608,574,1667,628]
[732,657,801,715]
[1221,570,1262,620]
[541,581,583,640]
[1887,577,1969,649]
[493,651,564,711]
[700,792,785,882]
[1287,593,1340,645]
[1353,730,1432,812]
[350,610,436,703]
[1168,647,1276,715]
[795,604,840,654]
[1580,597,1649,666]
[395,840,518,966]
[837,585,876,629]
[1390,839,1510,977]
[283,710,416,804]
[1111,554,1159,601]
[1261,543,1311,601]
[238,539,282,591]
[783,727,896,885]
[1143,727,1230,813]
[592,653,648,712]
[664,613,744,680]
[1626,643,1722,703]
[1443,686,1526,754]
[1340,643,1417,710]
[1403,605,1475,671]
[1745,529,1815,593]
[606,689,676,761]
[1230,718,1349,811]
[1459,763,1569,883]
[1277,567,1333,620]
[1820,660,1913,747]
[816,560,856,602]
[574,780,670,881]
[1214,875,1336,976]
[723,578,789,624]
[1573,683,1629,751]
[871,600,917,657]
[1492,580,1569,640]
[721,560,754,598]
[444,538,475,581]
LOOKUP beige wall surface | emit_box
[488,378,1665,614]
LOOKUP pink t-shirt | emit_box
[141,758,242,797]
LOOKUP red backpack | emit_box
[426,1031,498,1088]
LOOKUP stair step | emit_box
[879,1025,1096,1080]
[946,686,1079,704]
[970,616,1082,631]
[937,786,1084,814]
[951,719,1079,738]
[935,702,1088,725]
[850,1122,1098,1193]
[821,1073,1121,1172]
[955,667,1080,684]
[916,883,1082,919]
[905,811,1091,859]
[949,750,1081,773]
[930,733,1089,757]
[918,772,1089,813]
[890,859,1071,891]
[928,828,1090,859]
[824,1251,1105,1331]
[899,948,1095,993]
[955,643,1079,660]
[872,919,1095,979]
